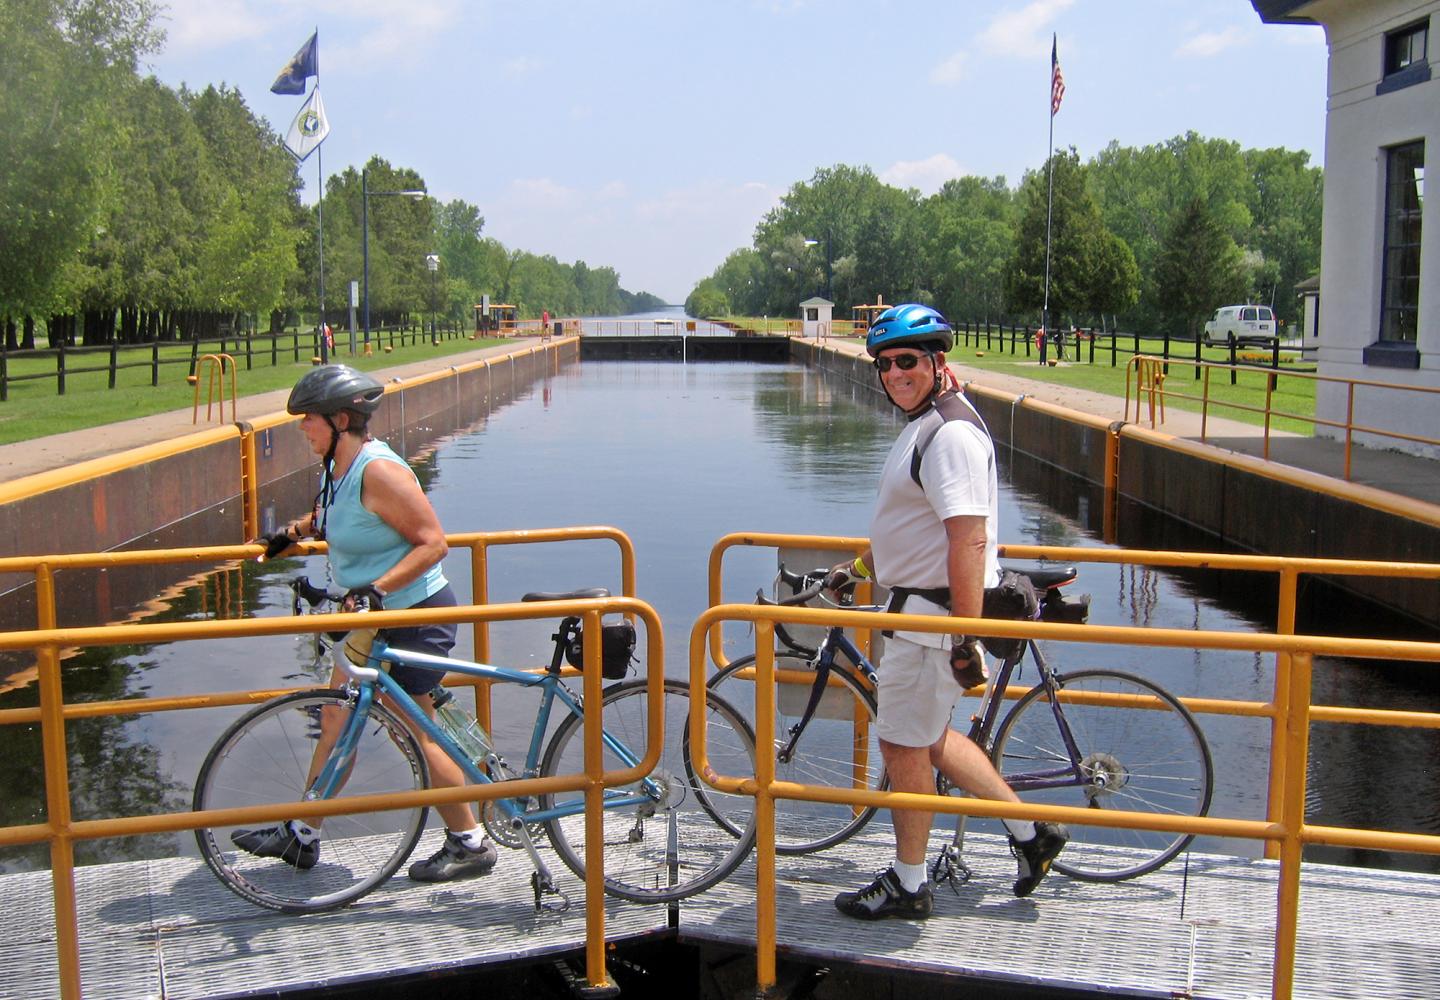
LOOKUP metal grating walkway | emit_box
[5,825,1439,998]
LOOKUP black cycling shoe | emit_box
[231,822,319,870]
[834,868,933,920]
[408,831,498,883]
[1010,821,1069,897]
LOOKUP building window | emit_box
[1380,141,1424,345]
[1377,19,1431,95]
[1386,20,1428,75]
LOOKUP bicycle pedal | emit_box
[531,871,572,913]
[930,849,973,894]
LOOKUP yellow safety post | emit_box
[190,353,237,424]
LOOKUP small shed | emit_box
[1295,274,1320,359]
[799,296,833,338]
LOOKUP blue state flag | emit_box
[270,31,318,95]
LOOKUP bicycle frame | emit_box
[322,637,663,835]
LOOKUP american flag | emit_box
[1051,35,1066,116]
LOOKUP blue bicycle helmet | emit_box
[865,303,954,357]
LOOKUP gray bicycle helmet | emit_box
[286,365,385,416]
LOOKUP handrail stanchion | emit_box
[1345,383,1356,482]
[581,609,611,992]
[1273,650,1314,1000]
[1265,565,1300,861]
[754,626,779,994]
[37,564,82,1000]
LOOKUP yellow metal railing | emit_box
[1123,354,1440,480]
[0,532,652,998]
[698,532,1440,999]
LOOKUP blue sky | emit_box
[147,0,1327,303]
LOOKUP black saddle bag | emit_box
[565,621,637,680]
[977,570,1041,659]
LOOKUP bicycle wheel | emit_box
[990,669,1213,882]
[194,689,430,913]
[540,678,757,903]
[705,653,883,854]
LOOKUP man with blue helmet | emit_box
[827,304,1068,920]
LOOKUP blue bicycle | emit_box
[193,579,758,913]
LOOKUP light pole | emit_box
[802,231,833,300]
[362,168,425,356]
[425,253,440,342]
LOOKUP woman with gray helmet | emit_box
[233,364,498,883]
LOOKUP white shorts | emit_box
[874,634,965,748]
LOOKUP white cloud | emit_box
[1176,27,1251,59]
[978,0,1075,59]
[930,50,969,86]
[503,56,544,77]
[160,0,465,64]
[507,177,581,209]
[880,154,967,195]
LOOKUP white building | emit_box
[1255,1,1438,457]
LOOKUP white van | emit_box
[1203,305,1276,346]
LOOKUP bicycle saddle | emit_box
[521,588,611,602]
[999,561,1077,590]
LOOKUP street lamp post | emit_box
[362,168,425,356]
[425,253,440,342]
[803,232,833,300]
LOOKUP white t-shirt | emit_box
[868,396,1001,647]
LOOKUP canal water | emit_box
[1,356,1436,876]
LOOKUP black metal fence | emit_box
[0,321,466,401]
[954,319,1301,384]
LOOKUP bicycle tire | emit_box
[539,678,758,903]
[705,653,883,854]
[194,689,430,913]
[990,668,1214,882]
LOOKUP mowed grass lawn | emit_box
[724,317,1318,437]
[0,334,514,445]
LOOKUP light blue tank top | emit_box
[323,440,446,611]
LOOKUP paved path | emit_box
[2,336,1437,512]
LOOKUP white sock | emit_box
[892,859,927,892]
[288,821,320,844]
[452,826,486,850]
[1003,818,1037,842]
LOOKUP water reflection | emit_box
[2,359,1436,876]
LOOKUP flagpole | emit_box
[1041,41,1056,366]
[313,28,327,365]
[317,143,327,364]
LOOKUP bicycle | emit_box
[702,563,1214,883]
[193,578,758,914]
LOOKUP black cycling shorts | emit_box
[379,583,458,695]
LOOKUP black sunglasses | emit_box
[873,353,927,373]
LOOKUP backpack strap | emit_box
[909,391,992,487]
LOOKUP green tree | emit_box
[920,175,1017,321]
[0,0,162,336]
[1152,197,1248,340]
[685,278,729,318]
[1005,150,1138,325]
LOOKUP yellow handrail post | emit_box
[754,624,779,995]
[35,565,83,1000]
[1265,565,1300,860]
[1272,650,1313,1000]
[581,609,612,992]
[1344,383,1356,481]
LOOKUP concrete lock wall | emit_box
[799,340,1440,625]
[0,341,578,634]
